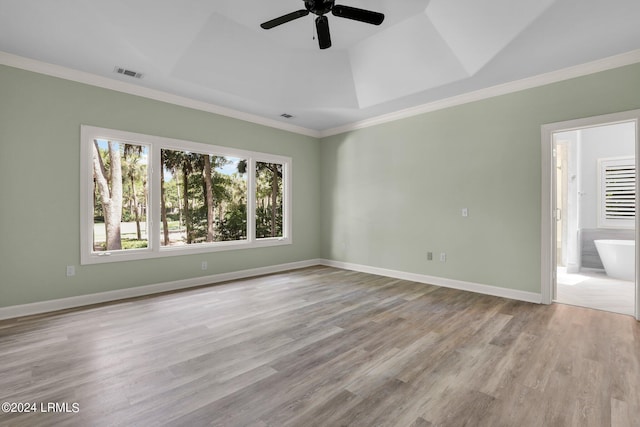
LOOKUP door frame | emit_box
[540,109,640,320]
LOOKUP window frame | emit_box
[80,125,292,265]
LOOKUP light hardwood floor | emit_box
[1,266,639,426]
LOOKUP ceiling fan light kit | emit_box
[260,0,385,49]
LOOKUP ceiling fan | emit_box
[260,0,385,50]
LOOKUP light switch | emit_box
[462,208,468,217]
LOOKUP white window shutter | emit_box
[598,157,636,228]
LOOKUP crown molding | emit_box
[3,49,640,140]
[0,51,322,138]
[319,49,640,138]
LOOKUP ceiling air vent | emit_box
[113,66,143,79]
[280,113,294,119]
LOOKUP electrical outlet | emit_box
[66,265,75,277]
[427,252,433,261]
[439,252,446,262]
[201,261,208,271]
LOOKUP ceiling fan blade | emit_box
[260,10,309,29]
[332,5,384,25]
[315,15,331,49]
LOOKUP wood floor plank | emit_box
[281,389,363,427]
[1,266,639,426]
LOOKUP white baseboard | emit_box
[319,259,542,304]
[0,259,322,320]
[0,257,542,321]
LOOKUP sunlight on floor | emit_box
[556,266,635,316]
[556,267,588,286]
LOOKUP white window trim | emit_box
[597,156,635,229]
[80,125,292,265]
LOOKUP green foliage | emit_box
[160,150,250,245]
[93,142,148,230]
[93,141,286,251]
[217,203,248,241]
[92,141,149,251]
[94,238,147,251]
[122,239,148,249]
[256,205,283,238]
[255,162,283,238]
[94,143,285,248]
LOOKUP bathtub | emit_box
[594,239,635,281]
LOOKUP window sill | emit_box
[80,238,292,265]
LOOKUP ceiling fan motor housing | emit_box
[305,0,335,16]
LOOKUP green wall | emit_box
[2,61,640,308]
[320,63,640,293]
[0,65,321,307]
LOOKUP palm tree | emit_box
[163,150,198,244]
[238,160,282,238]
[160,150,171,245]
[123,144,146,241]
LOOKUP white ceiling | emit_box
[1,0,640,133]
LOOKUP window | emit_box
[255,161,284,239]
[81,126,291,264]
[598,157,636,228]
[160,150,248,246]
[91,139,150,253]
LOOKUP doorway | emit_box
[541,110,640,320]
[555,122,635,315]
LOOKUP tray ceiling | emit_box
[1,0,639,133]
